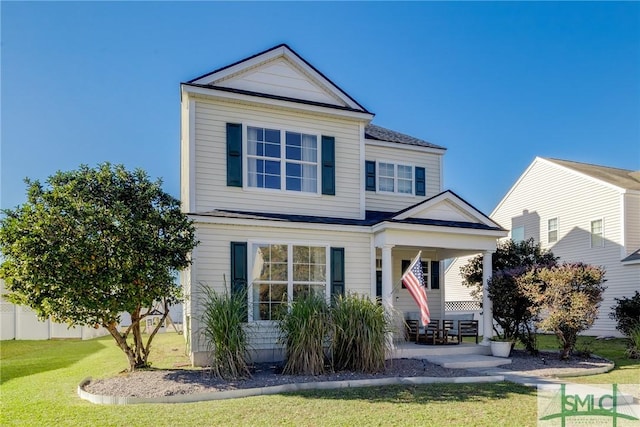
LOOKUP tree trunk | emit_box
[105,322,138,372]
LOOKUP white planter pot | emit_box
[490,341,512,358]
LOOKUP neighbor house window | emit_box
[247,127,318,193]
[548,218,558,243]
[511,226,525,242]
[590,219,604,248]
[378,162,414,195]
[250,243,328,320]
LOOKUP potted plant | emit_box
[490,336,514,358]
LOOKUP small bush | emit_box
[332,294,392,373]
[199,286,251,380]
[520,262,606,359]
[610,291,640,337]
[278,293,331,375]
[626,323,640,359]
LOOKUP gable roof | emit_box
[543,158,640,191]
[365,124,446,150]
[184,44,372,115]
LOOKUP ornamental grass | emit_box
[278,293,331,375]
[199,286,251,380]
[331,293,392,373]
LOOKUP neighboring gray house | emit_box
[179,44,507,365]
[445,157,640,336]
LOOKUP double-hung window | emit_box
[548,218,558,243]
[250,243,328,321]
[378,162,414,195]
[590,219,604,248]
[246,126,318,193]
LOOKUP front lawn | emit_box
[1,333,637,426]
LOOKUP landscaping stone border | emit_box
[78,375,505,405]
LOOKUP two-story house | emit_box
[445,157,640,337]
[180,44,507,365]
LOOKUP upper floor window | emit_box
[511,226,525,243]
[548,218,558,243]
[378,162,414,195]
[590,219,604,248]
[246,126,318,193]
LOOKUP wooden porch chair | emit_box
[416,319,441,345]
[444,318,479,344]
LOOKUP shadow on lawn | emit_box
[285,382,537,404]
[0,339,106,384]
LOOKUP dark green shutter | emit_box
[415,167,425,196]
[330,247,344,298]
[321,136,335,195]
[227,123,243,187]
[430,260,440,290]
[230,242,248,321]
[365,161,376,191]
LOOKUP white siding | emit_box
[444,255,477,302]
[365,143,442,212]
[446,158,636,336]
[187,222,372,354]
[624,193,640,255]
[216,58,343,107]
[192,97,363,219]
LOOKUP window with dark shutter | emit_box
[365,160,376,191]
[230,242,248,321]
[415,167,426,196]
[330,247,345,299]
[321,136,335,195]
[227,123,243,187]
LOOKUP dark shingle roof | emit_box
[192,209,501,231]
[545,158,640,191]
[622,249,640,263]
[365,124,446,150]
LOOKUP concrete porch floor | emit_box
[391,341,513,369]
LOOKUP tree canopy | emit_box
[0,163,198,371]
[460,238,558,352]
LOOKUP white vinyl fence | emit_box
[1,280,108,340]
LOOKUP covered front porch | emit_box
[371,191,508,347]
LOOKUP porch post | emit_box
[481,250,494,345]
[381,244,394,313]
[381,244,395,349]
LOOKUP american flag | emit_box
[401,252,431,325]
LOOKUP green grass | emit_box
[1,333,637,426]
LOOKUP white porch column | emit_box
[481,250,494,345]
[381,244,394,313]
[381,244,395,349]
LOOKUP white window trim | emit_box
[547,217,558,244]
[242,123,322,197]
[590,218,605,248]
[376,160,415,196]
[247,239,331,322]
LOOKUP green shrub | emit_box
[520,262,606,360]
[278,293,331,375]
[610,291,640,337]
[199,286,251,380]
[625,323,640,359]
[332,293,391,373]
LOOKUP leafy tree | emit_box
[460,239,557,351]
[519,262,606,359]
[0,163,198,371]
[610,291,640,337]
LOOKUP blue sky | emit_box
[2,2,639,214]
